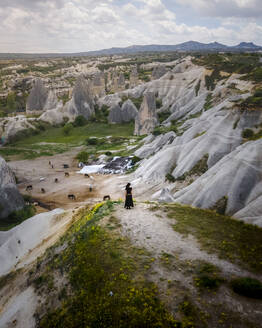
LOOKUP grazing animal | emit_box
[54,178,58,183]
[49,161,51,166]
[84,173,90,178]
[63,164,69,169]
[41,188,45,193]
[65,172,69,177]
[51,165,54,169]
[26,185,33,191]
[68,194,76,200]
[103,195,111,201]
[89,186,92,192]
[33,202,39,206]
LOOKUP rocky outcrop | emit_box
[0,156,24,220]
[152,65,167,80]
[135,131,176,158]
[108,99,138,124]
[173,139,262,227]
[108,104,122,124]
[121,99,138,122]
[0,116,37,144]
[26,78,59,114]
[134,92,158,135]
[64,75,94,120]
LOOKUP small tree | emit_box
[74,115,88,127]
[63,123,73,135]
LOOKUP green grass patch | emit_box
[0,204,36,231]
[230,277,262,299]
[166,203,262,273]
[203,93,213,111]
[194,262,224,291]
[38,202,179,327]
[2,122,136,160]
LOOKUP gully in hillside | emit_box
[124,182,134,209]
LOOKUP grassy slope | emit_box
[0,122,135,160]
[166,203,262,273]
[32,202,179,328]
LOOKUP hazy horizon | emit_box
[0,0,262,53]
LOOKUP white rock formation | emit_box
[134,92,158,135]
[0,208,64,277]
[173,139,262,226]
[0,156,24,220]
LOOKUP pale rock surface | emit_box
[135,131,176,158]
[152,65,167,80]
[0,208,65,277]
[0,116,36,144]
[151,187,175,203]
[173,139,262,226]
[134,92,158,135]
[26,79,50,112]
[0,156,24,219]
[64,75,94,120]
[108,104,122,124]
[121,99,138,122]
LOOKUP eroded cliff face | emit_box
[0,156,24,220]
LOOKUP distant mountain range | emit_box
[0,41,261,59]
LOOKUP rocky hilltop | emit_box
[0,156,24,219]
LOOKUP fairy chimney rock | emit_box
[134,92,158,135]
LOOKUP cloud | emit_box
[0,0,261,52]
[176,0,262,18]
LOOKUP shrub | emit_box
[131,156,141,165]
[62,123,73,135]
[195,80,201,96]
[242,129,254,139]
[231,277,262,299]
[105,151,112,156]
[194,275,224,290]
[74,115,88,127]
[156,98,162,109]
[158,111,170,123]
[165,173,175,183]
[76,151,89,163]
[86,137,99,145]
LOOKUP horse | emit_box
[41,188,45,193]
[68,194,76,200]
[26,185,33,191]
[103,195,111,201]
[84,173,90,178]
[54,178,58,183]
[65,172,69,177]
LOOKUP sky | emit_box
[0,0,262,53]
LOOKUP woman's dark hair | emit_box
[125,183,131,190]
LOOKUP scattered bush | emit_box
[105,151,112,156]
[195,80,201,96]
[203,93,213,111]
[242,129,254,139]
[165,173,175,183]
[74,115,88,127]
[211,196,228,215]
[158,111,170,123]
[86,137,99,145]
[231,277,262,299]
[62,123,73,135]
[156,98,162,109]
[131,156,141,165]
[76,151,89,163]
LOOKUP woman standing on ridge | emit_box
[124,183,134,209]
